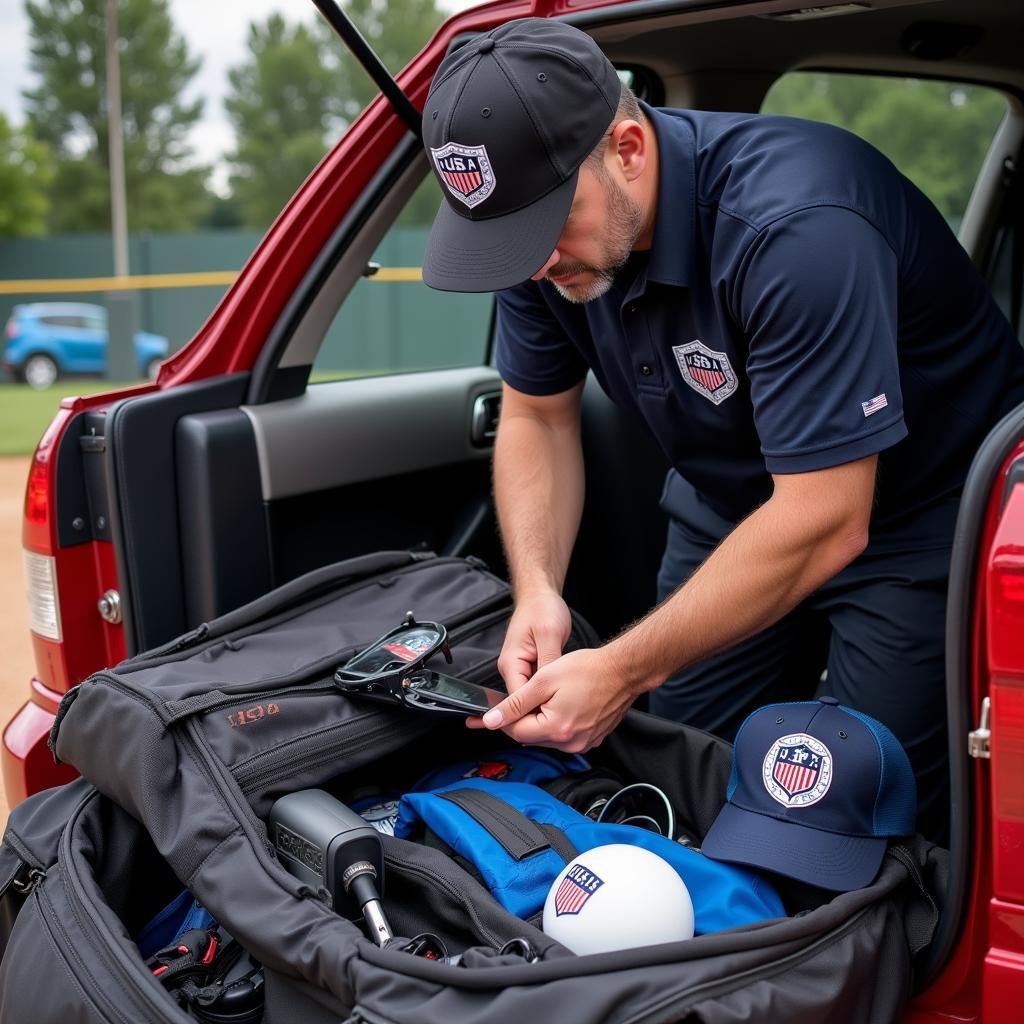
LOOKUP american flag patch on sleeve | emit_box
[861,393,888,417]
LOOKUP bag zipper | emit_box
[130,622,211,663]
[30,885,132,1023]
[229,608,516,791]
[234,709,429,794]
[1,829,46,900]
[1,863,45,899]
[127,556,509,666]
[181,719,278,860]
[887,844,937,917]
[165,604,516,728]
[55,795,182,1023]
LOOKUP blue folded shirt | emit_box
[396,778,785,932]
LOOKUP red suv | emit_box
[4,1,1023,1020]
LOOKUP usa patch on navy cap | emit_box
[702,697,917,892]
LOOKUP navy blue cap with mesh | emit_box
[701,697,917,891]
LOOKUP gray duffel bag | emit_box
[0,551,945,1023]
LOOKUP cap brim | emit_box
[701,803,887,892]
[422,171,578,293]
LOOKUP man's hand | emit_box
[469,645,639,753]
[496,590,573,694]
[471,456,879,752]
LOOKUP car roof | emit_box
[586,0,1023,101]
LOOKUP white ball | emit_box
[542,844,695,955]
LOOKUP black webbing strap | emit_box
[886,844,939,958]
[440,788,578,864]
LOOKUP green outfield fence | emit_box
[0,230,492,383]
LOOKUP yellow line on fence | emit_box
[0,266,423,295]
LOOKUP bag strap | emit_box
[440,788,579,864]
[886,843,940,957]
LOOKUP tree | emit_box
[762,73,1006,221]
[0,115,55,236]
[224,13,345,229]
[331,0,447,226]
[23,0,210,233]
[224,0,446,229]
[330,0,448,123]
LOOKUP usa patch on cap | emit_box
[763,733,833,807]
[702,698,917,892]
[431,142,496,210]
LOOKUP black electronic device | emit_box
[269,790,393,947]
[335,614,505,716]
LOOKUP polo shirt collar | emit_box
[642,104,697,289]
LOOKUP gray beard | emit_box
[549,177,644,304]
[550,267,618,304]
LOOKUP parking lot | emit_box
[0,457,35,832]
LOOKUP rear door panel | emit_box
[242,368,504,584]
[105,369,503,653]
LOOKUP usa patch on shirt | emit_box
[861,393,888,417]
[430,142,496,209]
[673,340,738,405]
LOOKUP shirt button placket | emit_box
[623,301,651,382]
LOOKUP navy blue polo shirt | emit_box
[495,106,1024,550]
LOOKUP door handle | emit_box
[471,391,501,447]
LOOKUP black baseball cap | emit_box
[421,18,622,293]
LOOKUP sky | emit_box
[0,0,483,174]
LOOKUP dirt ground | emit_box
[0,458,36,833]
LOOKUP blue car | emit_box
[3,302,169,389]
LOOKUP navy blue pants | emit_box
[647,492,951,845]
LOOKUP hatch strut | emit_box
[312,0,423,137]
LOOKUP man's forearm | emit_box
[493,403,585,599]
[606,483,869,694]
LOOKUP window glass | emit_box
[311,174,492,383]
[761,73,1007,229]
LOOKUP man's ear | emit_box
[611,119,647,182]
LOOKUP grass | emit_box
[0,381,132,456]
[0,370,404,456]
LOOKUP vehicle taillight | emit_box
[22,550,62,642]
[21,407,126,694]
[4,318,16,340]
[24,457,49,531]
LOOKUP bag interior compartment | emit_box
[74,795,188,947]
[68,793,273,1023]
[378,834,564,958]
[311,716,831,944]
[312,710,949,953]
